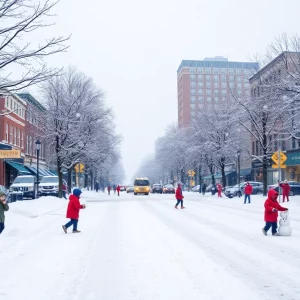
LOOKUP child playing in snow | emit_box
[62,188,86,234]
[262,189,288,236]
[0,190,9,234]
[175,182,185,209]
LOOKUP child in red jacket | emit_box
[175,182,185,209]
[62,188,86,234]
[262,189,288,236]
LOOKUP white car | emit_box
[9,175,37,199]
[39,176,59,196]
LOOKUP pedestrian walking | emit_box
[174,182,185,209]
[116,185,121,196]
[62,188,86,234]
[202,183,207,195]
[113,184,116,194]
[0,191,9,235]
[62,180,68,200]
[95,181,99,193]
[244,182,253,204]
[262,189,288,236]
[279,180,290,202]
[107,186,111,195]
[217,183,222,197]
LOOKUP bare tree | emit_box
[0,0,69,92]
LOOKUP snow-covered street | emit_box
[1,192,300,300]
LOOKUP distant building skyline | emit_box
[177,57,259,127]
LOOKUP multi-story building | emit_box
[0,91,31,186]
[249,51,300,183]
[177,56,259,127]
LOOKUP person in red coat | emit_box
[262,189,288,236]
[217,183,222,197]
[62,188,86,234]
[116,185,121,196]
[174,182,185,209]
[279,180,291,202]
[244,182,253,204]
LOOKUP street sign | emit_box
[271,151,287,165]
[190,180,195,186]
[75,163,85,173]
[188,169,195,177]
[272,164,287,169]
[0,150,21,159]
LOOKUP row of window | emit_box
[191,96,228,103]
[190,68,248,75]
[5,123,44,158]
[191,84,245,92]
[190,74,248,82]
[5,97,25,119]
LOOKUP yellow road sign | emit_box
[188,169,195,177]
[271,151,287,165]
[190,180,195,186]
[272,164,287,169]
[75,163,85,173]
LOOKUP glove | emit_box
[285,208,288,211]
[82,204,86,209]
[272,208,277,212]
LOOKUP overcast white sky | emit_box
[39,0,299,182]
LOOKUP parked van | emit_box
[134,178,150,195]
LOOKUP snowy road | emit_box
[1,192,300,300]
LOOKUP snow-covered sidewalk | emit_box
[1,192,300,300]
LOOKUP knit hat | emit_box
[73,188,82,197]
[0,190,5,197]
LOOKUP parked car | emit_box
[38,176,59,197]
[9,175,37,199]
[191,185,200,192]
[163,184,175,194]
[120,185,126,192]
[126,185,134,193]
[151,184,163,194]
[272,181,300,196]
[224,181,263,198]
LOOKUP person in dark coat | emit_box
[62,188,86,234]
[0,190,9,234]
[107,186,111,195]
[95,181,99,193]
[202,183,207,195]
[262,189,288,236]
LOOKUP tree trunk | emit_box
[57,158,63,198]
[67,169,72,193]
[221,157,226,188]
[262,112,268,196]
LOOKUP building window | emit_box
[14,127,16,145]
[230,75,234,82]
[190,82,196,88]
[17,128,20,146]
[190,68,195,74]
[26,135,28,154]
[205,68,211,74]
[5,123,8,142]
[206,89,211,95]
[29,136,32,156]
[198,82,203,88]
[213,69,220,74]
[214,90,219,96]
[222,83,227,88]
[198,96,204,102]
[10,126,13,144]
[229,83,234,88]
[190,104,195,110]
[197,68,204,74]
[206,75,211,81]
[214,82,219,88]
[214,75,219,81]
[292,137,296,149]
[190,75,196,81]
[206,96,212,102]
[206,82,211,88]
[191,96,196,103]
[222,75,227,82]
[198,75,203,81]
[190,89,196,95]
[222,90,227,95]
[214,96,219,102]
[198,89,203,95]
[21,131,24,148]
[10,99,13,110]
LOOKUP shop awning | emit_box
[203,171,234,180]
[49,169,58,176]
[26,166,49,177]
[6,161,31,175]
[240,168,251,176]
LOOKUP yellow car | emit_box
[134,178,150,195]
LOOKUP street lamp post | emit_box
[237,150,241,196]
[35,140,41,197]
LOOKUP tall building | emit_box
[177,57,259,127]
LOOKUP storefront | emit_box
[285,151,300,182]
[251,158,276,184]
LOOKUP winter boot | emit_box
[181,206,185,209]
[174,206,178,209]
[272,232,279,236]
[73,230,81,233]
[262,228,267,236]
[62,225,67,234]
